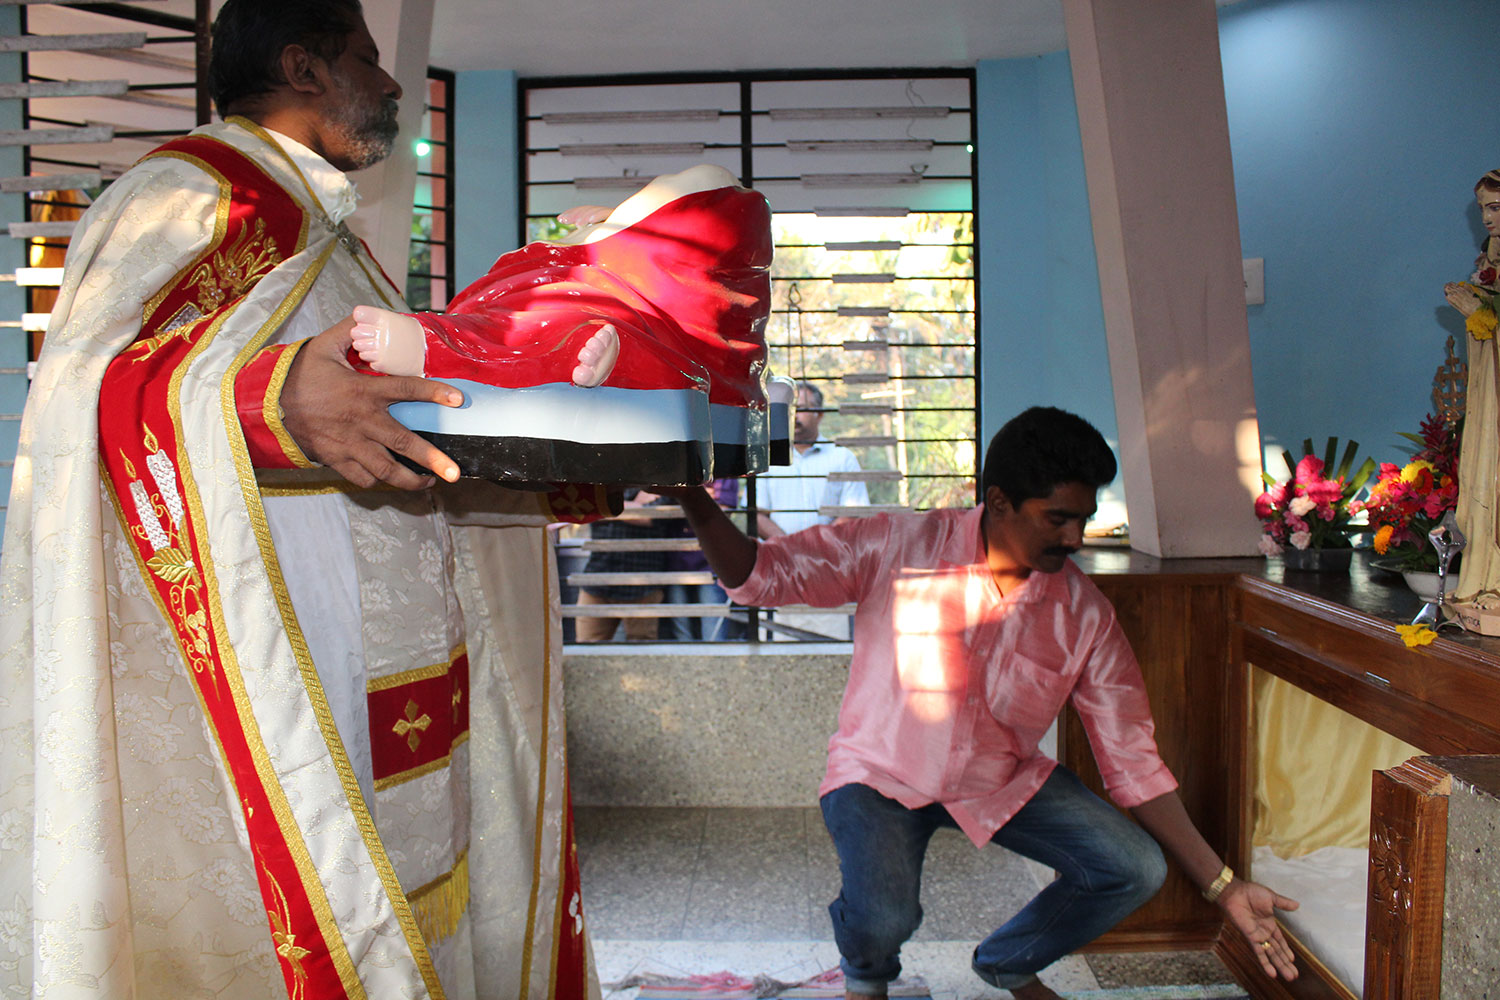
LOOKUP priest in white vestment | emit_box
[0,2,607,997]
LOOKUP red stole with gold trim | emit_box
[96,134,353,1000]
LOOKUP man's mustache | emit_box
[1044,546,1079,558]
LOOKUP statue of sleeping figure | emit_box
[350,163,786,485]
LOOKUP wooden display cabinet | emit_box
[1065,549,1500,999]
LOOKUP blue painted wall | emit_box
[1220,0,1491,469]
[0,5,25,540]
[972,0,1490,506]
[975,54,1122,517]
[453,69,519,290]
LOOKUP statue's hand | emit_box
[1445,281,1485,316]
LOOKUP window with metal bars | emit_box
[408,67,454,311]
[520,71,977,643]
[1,1,201,540]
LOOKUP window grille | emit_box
[521,71,978,643]
[407,67,453,311]
[0,0,202,539]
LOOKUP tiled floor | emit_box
[576,806,1241,999]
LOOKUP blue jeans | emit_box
[819,767,1166,993]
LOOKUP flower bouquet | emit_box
[1255,437,1375,557]
[1350,414,1460,573]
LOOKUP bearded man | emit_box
[0,2,608,997]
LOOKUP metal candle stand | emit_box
[1413,511,1466,629]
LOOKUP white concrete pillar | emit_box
[346,0,434,298]
[1063,0,1264,557]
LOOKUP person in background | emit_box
[754,380,869,537]
[576,488,669,641]
[752,380,869,639]
[662,477,744,641]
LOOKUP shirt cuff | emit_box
[722,549,772,606]
[1104,763,1180,810]
[235,340,313,469]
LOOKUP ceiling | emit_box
[428,0,1070,77]
[40,1,1071,82]
[15,0,1072,180]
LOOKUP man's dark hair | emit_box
[797,380,824,408]
[209,0,364,117]
[980,406,1117,504]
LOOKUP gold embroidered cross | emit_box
[393,698,432,751]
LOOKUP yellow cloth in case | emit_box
[1251,667,1420,858]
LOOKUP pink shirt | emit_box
[726,505,1177,846]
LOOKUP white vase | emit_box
[1401,570,1443,603]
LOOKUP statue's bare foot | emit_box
[351,304,426,376]
[571,323,619,387]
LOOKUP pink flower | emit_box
[1288,496,1317,517]
[1304,478,1345,506]
[1257,534,1283,557]
[1254,491,1277,520]
[1289,530,1312,550]
[1294,454,1326,484]
[1284,513,1308,533]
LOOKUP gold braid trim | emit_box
[407,848,470,945]
[265,338,313,467]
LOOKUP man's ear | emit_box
[984,485,1011,515]
[278,44,328,97]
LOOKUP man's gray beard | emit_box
[331,95,399,171]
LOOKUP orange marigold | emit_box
[1373,524,1395,554]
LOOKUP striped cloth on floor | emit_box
[1067,989,1248,999]
[615,971,1249,1000]
[618,968,928,998]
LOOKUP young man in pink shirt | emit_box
[670,407,1298,1000]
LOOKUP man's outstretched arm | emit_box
[672,486,759,588]
[1130,791,1300,981]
